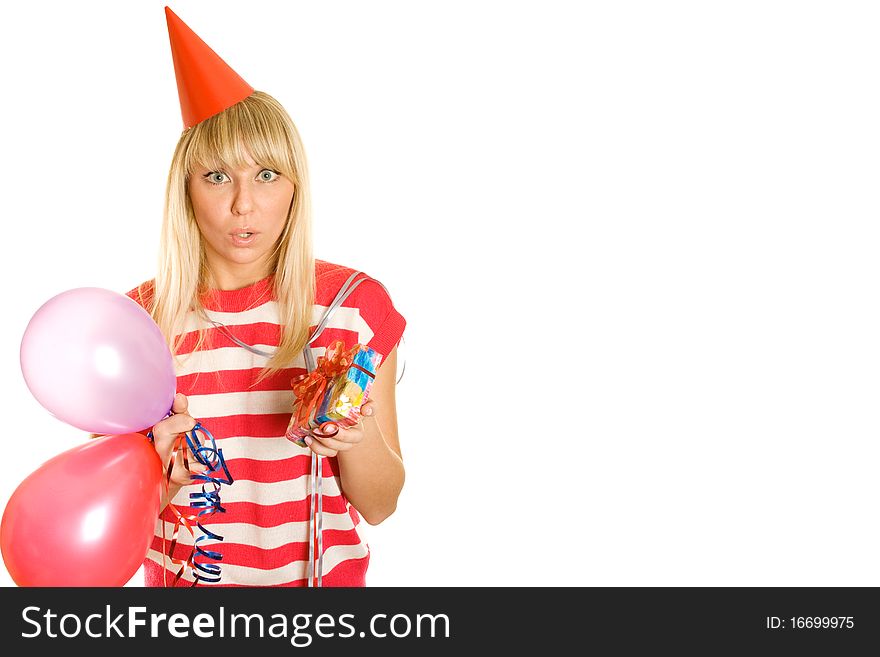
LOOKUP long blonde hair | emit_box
[133,90,314,386]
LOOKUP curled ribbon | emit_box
[150,421,233,586]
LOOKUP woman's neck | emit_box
[207,262,273,291]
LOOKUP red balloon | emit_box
[1,433,163,586]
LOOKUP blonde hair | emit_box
[134,90,314,387]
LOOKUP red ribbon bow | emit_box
[290,340,363,433]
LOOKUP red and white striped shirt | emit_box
[126,259,406,586]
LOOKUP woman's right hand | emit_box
[151,392,207,489]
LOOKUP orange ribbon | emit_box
[161,433,199,587]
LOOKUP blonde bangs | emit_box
[183,93,299,186]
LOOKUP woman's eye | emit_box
[202,170,278,185]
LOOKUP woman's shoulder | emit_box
[314,258,391,303]
[315,258,357,284]
[125,278,156,310]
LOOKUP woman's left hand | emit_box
[305,398,375,457]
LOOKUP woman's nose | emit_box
[231,184,254,215]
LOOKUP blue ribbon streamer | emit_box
[184,422,233,583]
[147,418,233,585]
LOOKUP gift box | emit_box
[285,341,383,447]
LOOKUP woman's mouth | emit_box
[230,232,257,246]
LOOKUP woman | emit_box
[125,8,406,587]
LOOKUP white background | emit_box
[0,1,878,587]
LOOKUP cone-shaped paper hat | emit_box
[165,6,254,129]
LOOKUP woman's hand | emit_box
[151,392,206,488]
[305,398,375,458]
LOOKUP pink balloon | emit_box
[0,433,163,587]
[20,287,176,434]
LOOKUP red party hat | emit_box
[165,6,254,129]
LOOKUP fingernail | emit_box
[364,407,373,416]
[304,436,313,446]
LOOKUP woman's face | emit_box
[188,153,295,288]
